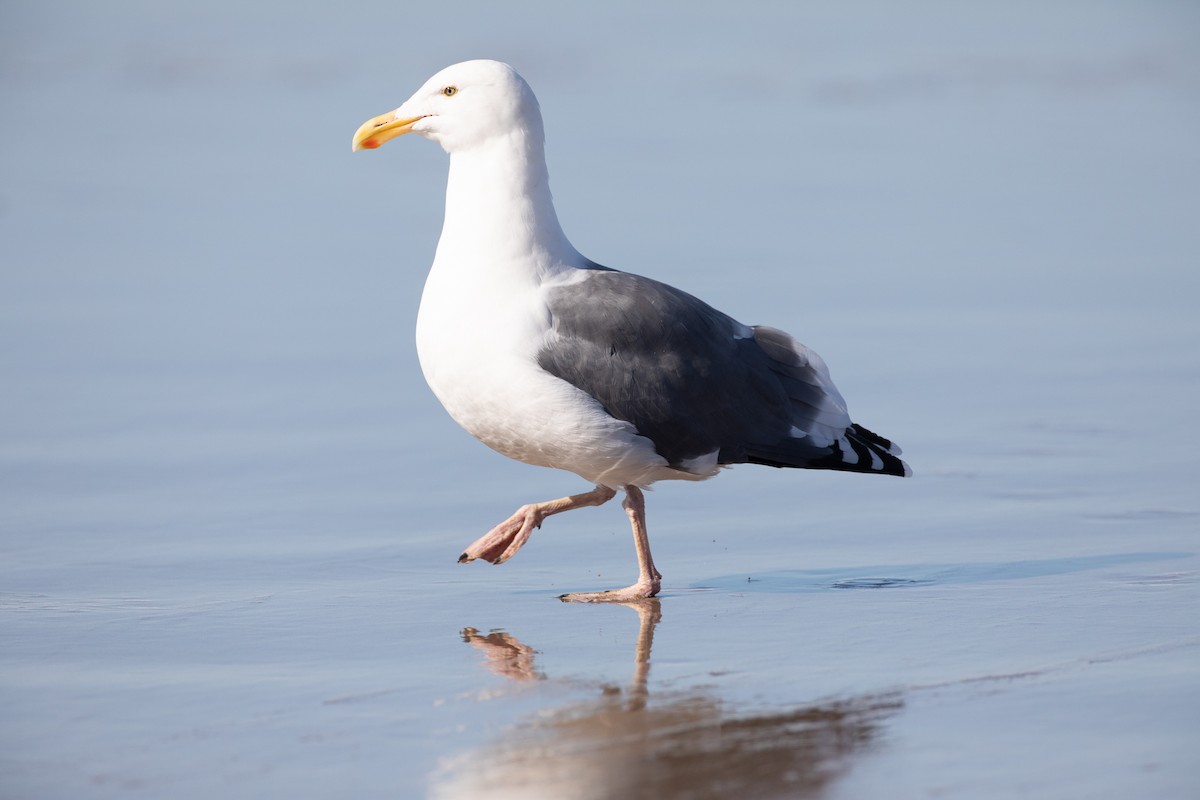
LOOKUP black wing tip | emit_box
[845,423,911,477]
[744,423,911,477]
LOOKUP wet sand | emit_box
[2,1,1199,798]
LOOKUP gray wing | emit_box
[537,268,907,476]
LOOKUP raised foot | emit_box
[458,505,542,565]
[559,578,662,603]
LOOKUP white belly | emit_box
[414,263,671,488]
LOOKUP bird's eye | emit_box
[441,86,458,97]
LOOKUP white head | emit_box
[352,60,544,155]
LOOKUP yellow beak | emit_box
[351,111,426,151]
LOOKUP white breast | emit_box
[415,258,674,489]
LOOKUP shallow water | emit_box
[3,1,1199,798]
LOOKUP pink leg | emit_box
[561,485,662,603]
[458,485,617,565]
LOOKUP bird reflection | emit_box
[459,627,548,683]
[435,601,902,800]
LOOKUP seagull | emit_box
[352,60,910,602]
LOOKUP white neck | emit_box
[433,129,581,281]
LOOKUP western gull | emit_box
[352,60,910,602]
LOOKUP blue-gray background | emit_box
[2,2,1198,798]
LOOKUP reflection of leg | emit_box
[459,485,618,565]
[623,598,661,709]
[461,628,546,682]
[561,486,663,603]
[460,599,661,700]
